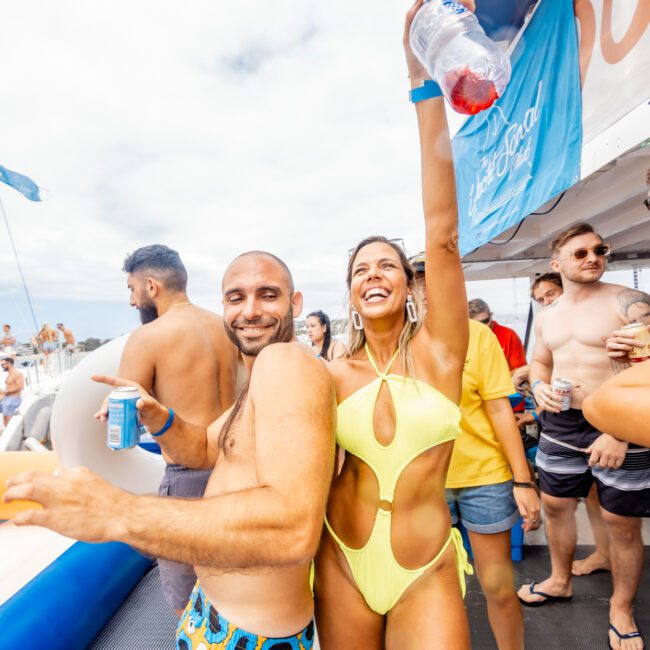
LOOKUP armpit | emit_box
[617,288,650,324]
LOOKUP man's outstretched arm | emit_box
[6,344,336,569]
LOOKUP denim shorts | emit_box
[446,480,520,534]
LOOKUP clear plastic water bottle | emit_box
[409,0,511,115]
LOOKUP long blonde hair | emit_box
[346,236,424,373]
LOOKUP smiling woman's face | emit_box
[349,242,408,322]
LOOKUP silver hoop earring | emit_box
[406,295,418,324]
[351,308,364,331]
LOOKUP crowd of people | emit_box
[3,2,649,649]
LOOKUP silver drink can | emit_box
[107,387,141,450]
[552,378,573,412]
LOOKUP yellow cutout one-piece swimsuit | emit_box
[324,345,473,615]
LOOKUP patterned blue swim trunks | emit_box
[176,582,315,650]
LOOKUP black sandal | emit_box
[608,623,645,649]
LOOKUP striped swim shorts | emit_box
[536,409,650,517]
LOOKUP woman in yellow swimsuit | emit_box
[313,2,474,647]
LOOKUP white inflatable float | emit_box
[51,334,165,493]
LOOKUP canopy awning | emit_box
[461,144,650,280]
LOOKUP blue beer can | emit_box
[107,387,141,450]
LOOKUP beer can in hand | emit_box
[107,387,141,450]
[552,378,573,412]
[622,323,650,363]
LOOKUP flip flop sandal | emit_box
[518,582,573,607]
[608,624,645,650]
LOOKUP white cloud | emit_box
[1,2,644,342]
[0,1,427,327]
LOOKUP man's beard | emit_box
[224,307,294,357]
[138,299,159,325]
[562,265,604,285]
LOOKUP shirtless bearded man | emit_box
[1,357,24,426]
[518,223,650,650]
[6,251,336,649]
[98,244,239,614]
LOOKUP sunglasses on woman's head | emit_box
[563,243,611,261]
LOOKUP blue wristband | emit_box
[531,380,543,394]
[409,80,443,104]
[151,408,174,438]
[532,410,539,423]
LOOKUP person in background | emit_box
[511,273,565,390]
[0,357,24,427]
[531,273,564,307]
[468,298,527,374]
[56,323,76,351]
[519,222,649,650]
[38,323,59,356]
[518,272,610,577]
[2,324,17,357]
[305,311,346,361]
[413,254,540,650]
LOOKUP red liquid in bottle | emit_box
[447,67,499,115]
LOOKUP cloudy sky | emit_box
[0,2,646,343]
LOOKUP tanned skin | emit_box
[584,361,650,448]
[314,2,473,648]
[95,270,239,466]
[519,231,650,650]
[5,254,336,638]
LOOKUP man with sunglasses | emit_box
[518,222,650,650]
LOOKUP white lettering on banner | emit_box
[469,81,544,226]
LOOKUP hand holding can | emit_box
[532,381,563,414]
[93,375,170,448]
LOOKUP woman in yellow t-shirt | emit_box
[413,259,540,650]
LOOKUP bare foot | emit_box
[609,607,644,650]
[517,578,572,605]
[572,552,610,576]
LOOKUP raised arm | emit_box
[7,345,336,569]
[405,0,469,364]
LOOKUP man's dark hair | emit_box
[123,245,188,292]
[3,324,10,329]
[307,310,333,359]
[2,357,14,365]
[530,273,563,297]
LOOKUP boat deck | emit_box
[90,545,650,649]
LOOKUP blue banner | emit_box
[0,164,43,201]
[453,0,582,256]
